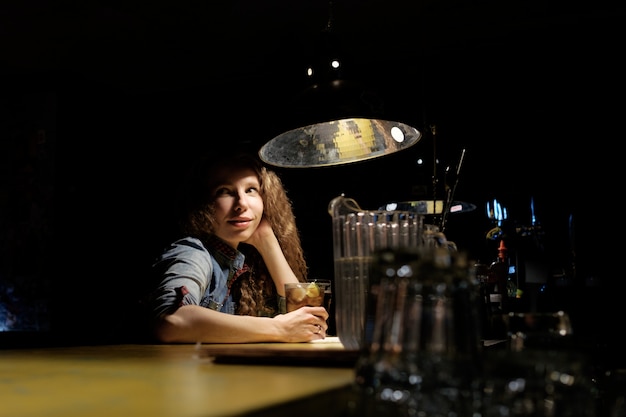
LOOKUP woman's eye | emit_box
[246,187,259,194]
[215,187,231,196]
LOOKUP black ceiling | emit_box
[2,1,623,217]
[3,1,623,90]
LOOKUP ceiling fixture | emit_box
[259,1,422,168]
[259,118,421,168]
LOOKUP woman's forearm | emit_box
[152,304,329,343]
[251,233,301,295]
[153,305,283,343]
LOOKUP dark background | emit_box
[1,1,622,360]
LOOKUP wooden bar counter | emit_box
[1,338,357,417]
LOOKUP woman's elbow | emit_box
[152,315,183,343]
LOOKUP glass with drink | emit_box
[285,282,326,312]
[307,279,331,313]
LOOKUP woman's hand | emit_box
[273,306,329,342]
[243,217,300,295]
[243,217,275,250]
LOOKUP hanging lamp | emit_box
[258,1,422,168]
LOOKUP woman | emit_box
[149,151,328,343]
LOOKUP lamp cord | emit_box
[430,124,438,222]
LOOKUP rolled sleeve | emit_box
[277,295,287,314]
[151,238,213,318]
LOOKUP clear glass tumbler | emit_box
[352,246,484,416]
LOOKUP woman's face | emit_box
[211,167,263,248]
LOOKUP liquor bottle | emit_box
[498,239,522,311]
[488,239,516,313]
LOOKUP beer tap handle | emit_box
[441,148,466,233]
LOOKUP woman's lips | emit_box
[228,218,252,227]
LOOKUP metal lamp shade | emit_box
[259,118,422,168]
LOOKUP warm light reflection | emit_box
[333,118,375,159]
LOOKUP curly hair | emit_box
[178,152,308,316]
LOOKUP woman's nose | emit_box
[234,192,249,211]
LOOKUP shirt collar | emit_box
[205,234,246,270]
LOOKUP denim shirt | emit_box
[151,236,247,318]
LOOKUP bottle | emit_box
[498,241,521,312]
[488,239,516,313]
